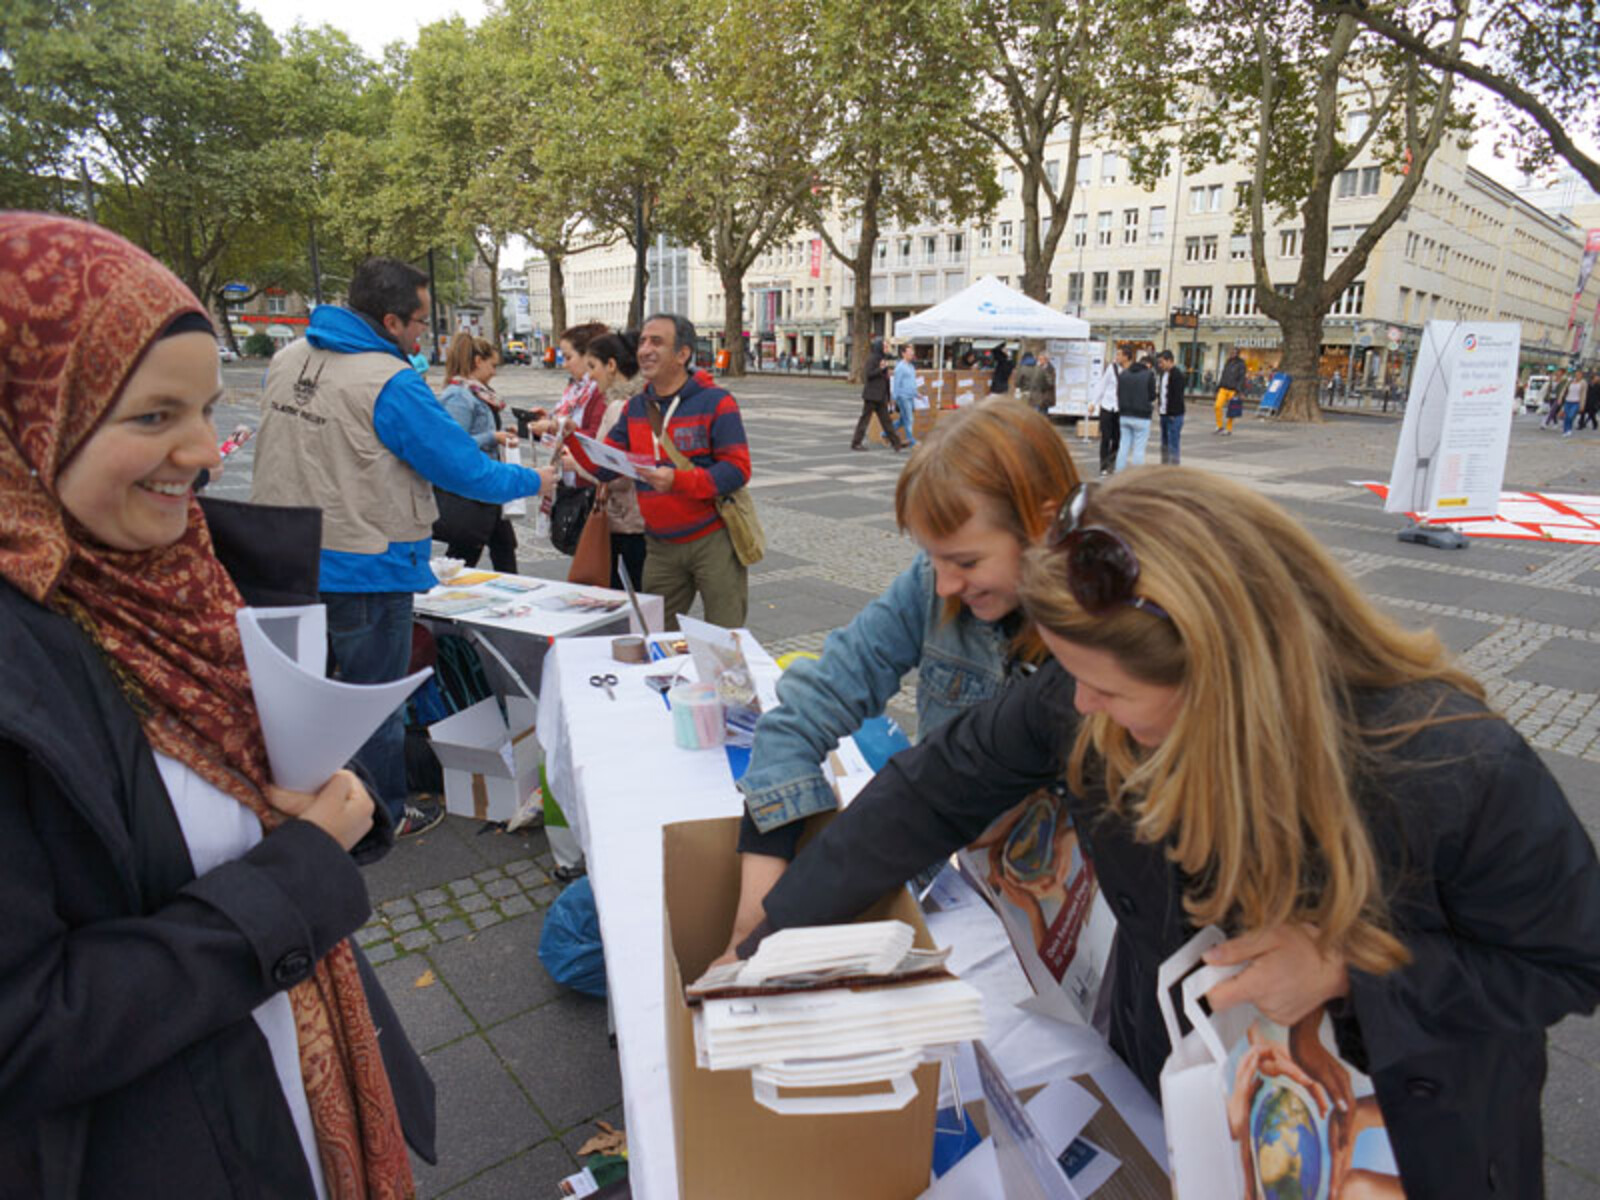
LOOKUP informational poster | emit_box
[1384,321,1520,520]
[1049,340,1102,417]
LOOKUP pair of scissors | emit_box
[589,673,618,701]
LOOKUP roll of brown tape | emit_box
[611,635,647,664]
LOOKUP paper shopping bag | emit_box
[1157,926,1403,1200]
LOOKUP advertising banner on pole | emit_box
[1385,321,1520,520]
[1568,229,1600,329]
[810,238,823,278]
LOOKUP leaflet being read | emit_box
[237,605,431,793]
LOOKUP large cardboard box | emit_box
[663,818,941,1198]
[427,697,540,822]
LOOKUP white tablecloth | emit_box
[536,634,1141,1199]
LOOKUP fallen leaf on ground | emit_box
[577,1120,627,1158]
[414,970,436,989]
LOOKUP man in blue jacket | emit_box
[253,258,554,835]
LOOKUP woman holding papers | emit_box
[722,400,1081,958]
[744,468,1600,1197]
[0,215,431,1198]
[439,331,521,571]
[560,330,648,590]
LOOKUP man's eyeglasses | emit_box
[1046,484,1171,621]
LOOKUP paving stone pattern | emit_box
[211,365,1600,1198]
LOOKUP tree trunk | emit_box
[483,242,502,345]
[720,265,747,376]
[547,251,567,343]
[212,292,241,354]
[1275,307,1326,422]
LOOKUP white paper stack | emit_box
[739,920,915,985]
[696,978,987,1072]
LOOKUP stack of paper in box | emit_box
[689,921,986,1088]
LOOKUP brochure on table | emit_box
[1385,320,1520,520]
[416,569,650,638]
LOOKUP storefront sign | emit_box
[1385,321,1520,520]
[1169,307,1199,330]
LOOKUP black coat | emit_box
[762,661,1600,1198]
[1159,365,1187,417]
[1219,355,1248,393]
[0,518,435,1199]
[1115,362,1157,419]
[861,348,890,404]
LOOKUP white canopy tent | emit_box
[894,274,1090,342]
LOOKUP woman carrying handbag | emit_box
[561,331,648,589]
[437,332,522,571]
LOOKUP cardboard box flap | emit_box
[428,697,538,778]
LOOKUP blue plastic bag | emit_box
[538,877,607,997]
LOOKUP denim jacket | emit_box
[439,380,498,450]
[738,552,1016,832]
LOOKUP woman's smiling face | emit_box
[913,507,1028,623]
[55,331,223,552]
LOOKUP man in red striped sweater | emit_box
[595,314,752,629]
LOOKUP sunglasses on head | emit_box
[1046,484,1171,621]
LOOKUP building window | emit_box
[1330,225,1354,256]
[1202,235,1218,261]
[898,237,912,263]
[1330,280,1365,316]
[1077,156,1093,188]
[1225,284,1256,316]
[1180,285,1212,315]
[947,232,964,259]
[1360,166,1380,196]
[1001,166,1018,197]
[1279,228,1301,258]
[1275,281,1295,299]
[1143,268,1162,304]
[875,241,889,264]
[825,286,832,308]
[1117,270,1135,305]
[1185,236,1202,262]
[979,225,992,254]
[1092,271,1109,305]
[1148,206,1166,244]
[1097,211,1113,246]
[1208,185,1224,211]
[1230,234,1250,261]
[1067,272,1084,307]
[1072,213,1087,248]
[1345,110,1370,140]
[1189,186,1208,215]
[1101,151,1119,184]
[999,221,1014,252]
[1337,169,1358,199]
[1399,286,1411,321]
[1190,184,1223,213]
[1123,208,1140,244]
[266,294,287,315]
[922,235,938,264]
[1045,159,1060,189]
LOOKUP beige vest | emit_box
[251,338,438,554]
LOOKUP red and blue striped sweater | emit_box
[597,373,751,543]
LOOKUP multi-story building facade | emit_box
[527,133,1600,384]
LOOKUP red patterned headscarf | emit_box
[0,213,414,1199]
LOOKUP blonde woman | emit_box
[439,333,519,570]
[744,467,1600,1197]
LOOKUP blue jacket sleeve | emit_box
[374,372,542,503]
[738,558,935,834]
[439,386,496,451]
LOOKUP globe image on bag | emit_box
[1250,1080,1325,1200]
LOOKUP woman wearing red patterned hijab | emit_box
[0,213,426,1198]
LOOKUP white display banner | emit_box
[1385,321,1520,520]
[1049,341,1101,417]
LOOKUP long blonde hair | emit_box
[1018,467,1486,974]
[895,399,1080,659]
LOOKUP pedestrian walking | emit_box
[890,341,921,447]
[851,338,905,452]
[0,212,435,1199]
[988,342,1014,395]
[1541,372,1567,430]
[1560,371,1586,437]
[1215,345,1246,435]
[1579,371,1600,432]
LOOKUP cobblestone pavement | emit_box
[212,363,1600,1198]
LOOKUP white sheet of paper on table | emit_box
[237,605,432,793]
